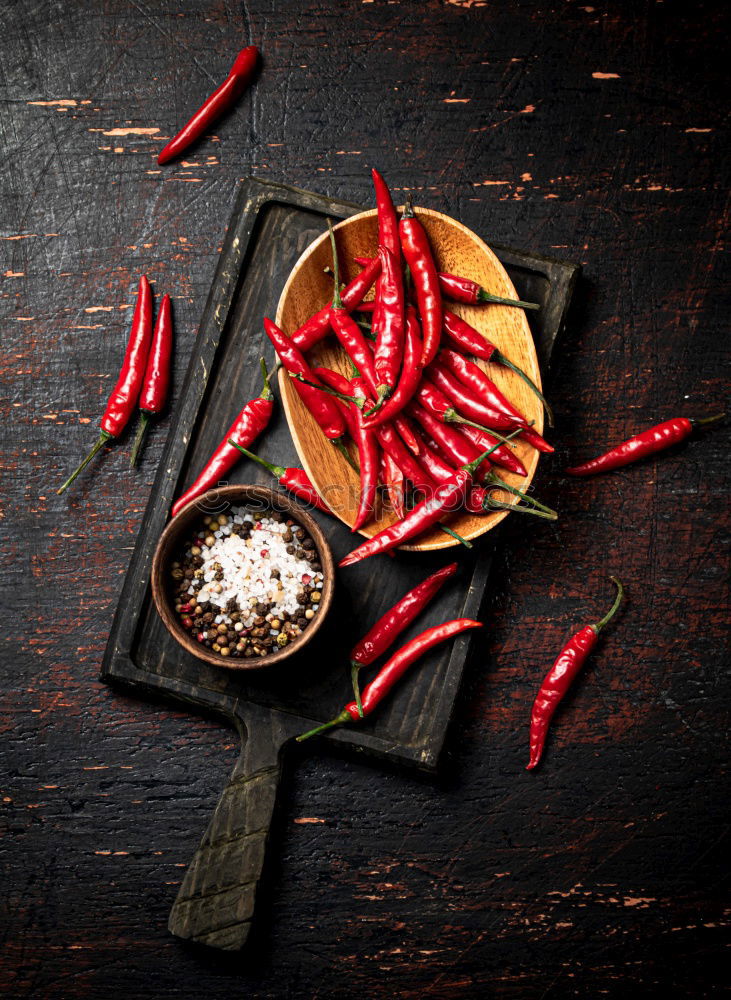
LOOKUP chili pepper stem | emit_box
[438,524,472,548]
[485,498,558,520]
[463,429,523,475]
[129,412,151,468]
[296,709,352,742]
[477,289,540,310]
[334,438,359,473]
[259,356,273,399]
[327,219,344,310]
[228,441,286,479]
[57,431,113,495]
[590,577,624,633]
[291,372,365,409]
[447,411,521,447]
[691,412,725,427]
[350,662,364,718]
[483,472,556,515]
[490,350,554,427]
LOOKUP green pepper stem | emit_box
[490,350,554,427]
[291,372,365,409]
[591,577,624,633]
[477,289,540,310]
[438,523,472,548]
[327,219,343,309]
[259,356,273,400]
[446,411,519,447]
[401,195,414,219]
[691,412,725,427]
[129,411,151,468]
[57,430,113,495]
[228,441,285,479]
[483,471,556,514]
[296,709,352,742]
[485,498,558,520]
[350,661,364,718]
[462,429,523,476]
[334,438,359,473]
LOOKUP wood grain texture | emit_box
[1,0,729,997]
[276,207,543,548]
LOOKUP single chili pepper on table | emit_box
[326,222,383,401]
[565,415,725,476]
[527,577,624,771]
[130,293,173,467]
[338,440,506,567]
[228,443,330,513]
[291,257,381,352]
[442,308,553,425]
[399,197,443,366]
[157,46,259,165]
[297,618,482,740]
[349,561,458,714]
[58,275,153,495]
[170,359,274,517]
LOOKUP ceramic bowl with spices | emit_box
[151,485,335,670]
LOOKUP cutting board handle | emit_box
[168,705,290,950]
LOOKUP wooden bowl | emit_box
[275,207,544,551]
[151,485,335,670]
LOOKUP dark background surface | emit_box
[1,1,728,997]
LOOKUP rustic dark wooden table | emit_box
[2,1,728,997]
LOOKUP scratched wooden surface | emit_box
[1,0,729,997]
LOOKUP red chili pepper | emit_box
[458,423,527,478]
[58,275,153,494]
[380,452,406,519]
[157,46,259,165]
[171,359,274,517]
[326,222,382,400]
[399,197,443,366]
[354,256,539,311]
[414,376,523,470]
[392,414,421,455]
[373,245,405,392]
[316,368,379,531]
[362,306,424,428]
[227,444,330,513]
[442,309,553,425]
[565,415,725,476]
[291,257,381,352]
[375,424,438,498]
[371,168,401,260]
[408,398,492,478]
[437,271,539,310]
[297,618,482,740]
[338,444,501,567]
[527,578,624,770]
[263,317,346,441]
[130,293,174,467]
[430,353,526,431]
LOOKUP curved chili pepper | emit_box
[326,221,382,400]
[565,415,725,476]
[157,46,259,165]
[380,451,406,520]
[291,257,381,352]
[399,197,443,366]
[130,293,174,467]
[442,309,553,425]
[373,245,405,392]
[263,317,346,441]
[227,443,330,513]
[363,306,423,428]
[58,275,153,495]
[371,168,401,259]
[297,618,482,740]
[338,443,503,567]
[527,578,624,770]
[458,423,527,478]
[393,414,421,455]
[353,257,539,310]
[171,359,273,517]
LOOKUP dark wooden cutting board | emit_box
[100,177,579,951]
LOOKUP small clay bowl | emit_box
[151,485,335,670]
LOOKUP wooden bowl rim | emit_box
[275,207,542,550]
[150,484,335,670]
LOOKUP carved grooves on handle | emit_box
[168,760,281,950]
